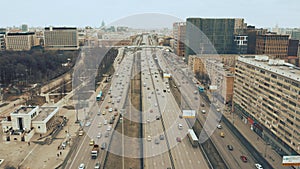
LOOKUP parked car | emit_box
[217,124,222,129]
[155,138,160,144]
[240,155,248,163]
[159,134,164,140]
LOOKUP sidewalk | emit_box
[223,111,287,168]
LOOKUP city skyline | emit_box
[1,0,299,28]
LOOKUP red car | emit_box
[240,155,248,162]
[176,137,181,142]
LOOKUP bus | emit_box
[187,129,198,147]
[96,91,103,101]
[198,85,205,93]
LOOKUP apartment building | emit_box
[5,32,35,51]
[234,55,300,155]
[188,55,235,103]
[256,34,289,59]
[173,22,186,57]
[44,27,79,50]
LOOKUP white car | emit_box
[178,124,183,130]
[97,133,102,139]
[78,163,85,169]
[107,125,112,131]
[104,120,108,125]
[217,124,222,129]
[255,163,263,169]
[85,121,91,127]
[109,108,113,112]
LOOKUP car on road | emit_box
[240,155,248,163]
[155,138,160,144]
[85,121,91,127]
[102,111,106,115]
[105,131,109,137]
[227,145,233,151]
[107,125,112,131]
[78,130,84,136]
[178,124,183,130]
[176,137,181,142]
[97,133,102,139]
[201,110,206,114]
[220,132,225,138]
[159,134,164,140]
[89,139,94,146]
[97,111,101,116]
[94,162,101,169]
[98,122,102,128]
[109,108,113,112]
[104,120,108,125]
[78,163,85,169]
[147,136,152,141]
[255,163,263,169]
[101,142,107,150]
[217,124,222,129]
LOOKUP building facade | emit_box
[44,27,79,50]
[185,18,240,60]
[234,35,248,54]
[234,55,300,155]
[5,32,35,51]
[256,34,289,59]
[188,55,235,103]
[173,22,186,57]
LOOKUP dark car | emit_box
[227,145,233,151]
[176,137,181,142]
[240,155,248,162]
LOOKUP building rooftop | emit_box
[7,32,35,36]
[239,55,300,82]
[33,107,57,121]
[12,106,36,115]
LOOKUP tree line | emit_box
[0,50,78,87]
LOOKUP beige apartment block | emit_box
[5,32,35,51]
[234,55,300,154]
[44,27,79,50]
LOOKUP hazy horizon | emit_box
[1,0,299,29]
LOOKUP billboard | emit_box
[282,156,300,166]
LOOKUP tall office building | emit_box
[234,55,300,155]
[173,22,186,57]
[0,28,6,50]
[185,18,242,59]
[21,24,28,32]
[246,26,268,54]
[44,27,78,50]
[288,39,299,57]
[256,34,289,59]
[5,32,35,51]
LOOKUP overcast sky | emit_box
[1,0,299,29]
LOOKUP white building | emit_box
[1,105,59,142]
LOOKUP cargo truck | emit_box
[91,144,99,159]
